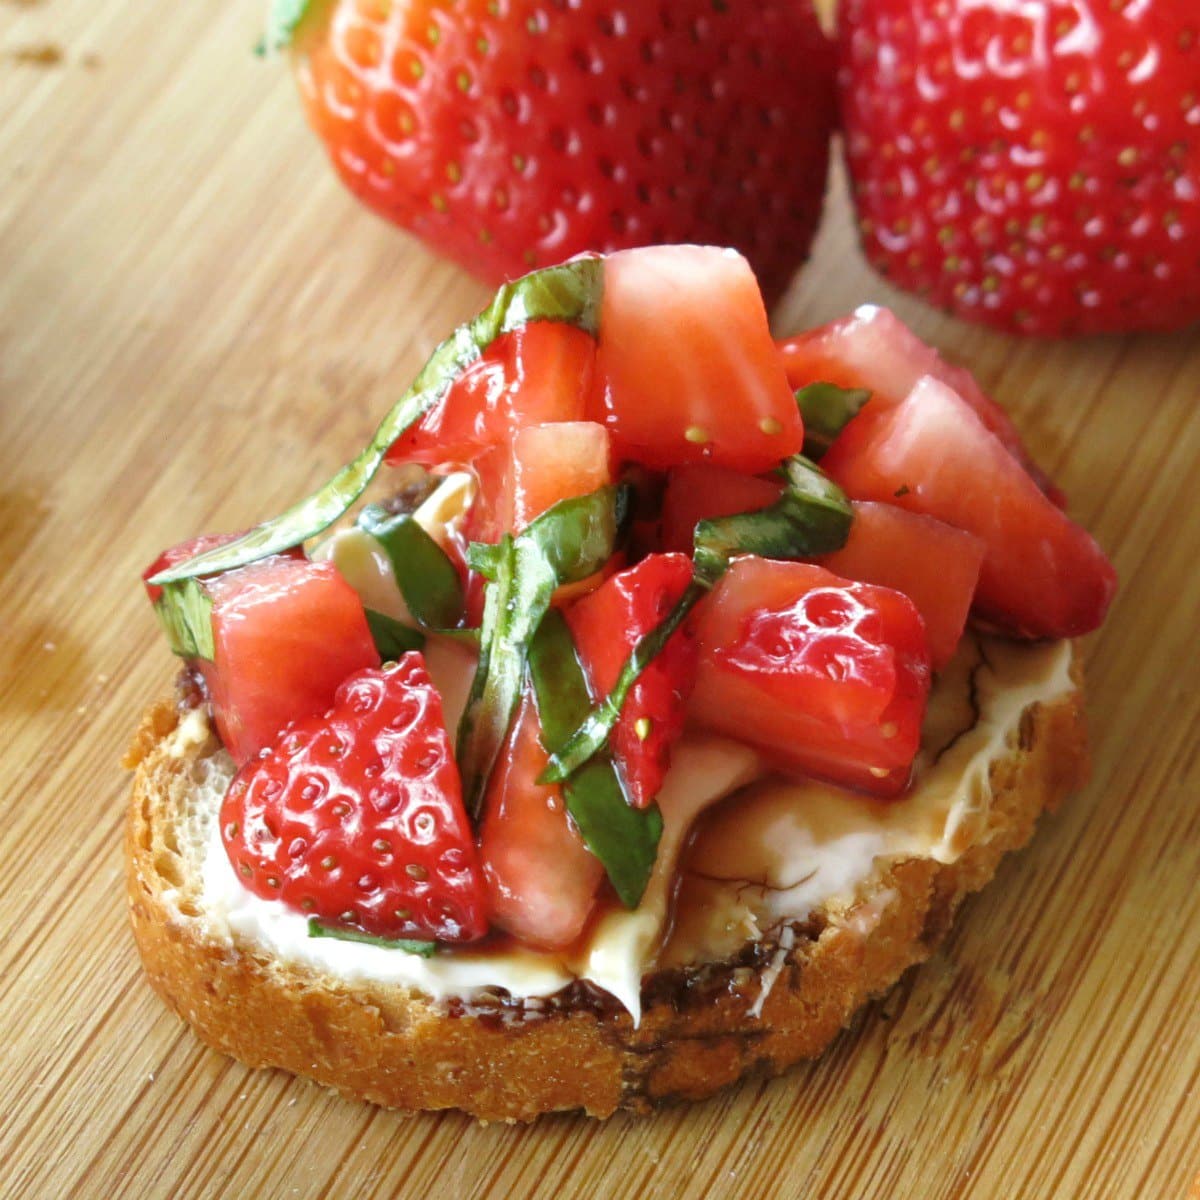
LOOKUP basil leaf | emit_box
[153,578,215,660]
[795,382,871,459]
[528,609,661,908]
[260,0,320,54]
[148,258,605,588]
[542,458,853,783]
[456,484,630,816]
[692,455,853,585]
[358,505,464,630]
[364,608,425,659]
[306,918,436,957]
[539,580,705,785]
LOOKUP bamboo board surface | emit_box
[2,1,1199,1196]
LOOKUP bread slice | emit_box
[124,645,1089,1122]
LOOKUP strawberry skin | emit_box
[290,0,835,303]
[221,655,489,943]
[838,0,1200,335]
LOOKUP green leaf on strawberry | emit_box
[148,257,605,588]
[527,609,662,909]
[153,578,215,660]
[457,483,631,817]
[260,0,323,55]
[357,504,464,631]
[794,383,871,460]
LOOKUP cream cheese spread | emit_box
[191,631,1074,1025]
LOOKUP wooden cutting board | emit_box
[2,2,1197,1196]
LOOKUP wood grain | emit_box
[1,1,1197,1196]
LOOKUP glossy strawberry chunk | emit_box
[659,464,782,555]
[221,655,488,942]
[821,377,1117,639]
[478,694,603,950]
[565,553,697,808]
[202,556,380,764]
[386,322,595,467]
[590,247,803,472]
[818,502,984,671]
[690,558,932,796]
[778,306,1064,503]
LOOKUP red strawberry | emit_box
[286,0,835,303]
[221,655,489,943]
[565,553,697,808]
[838,0,1200,335]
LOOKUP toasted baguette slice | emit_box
[125,647,1088,1123]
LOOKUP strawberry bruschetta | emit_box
[125,246,1115,1119]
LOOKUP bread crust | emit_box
[124,652,1089,1122]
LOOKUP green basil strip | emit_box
[539,579,705,785]
[260,0,319,54]
[456,483,631,817]
[528,609,662,908]
[692,455,853,585]
[541,458,853,784]
[364,608,426,659]
[148,258,605,588]
[358,505,464,630]
[795,382,871,459]
[306,917,436,957]
[153,578,215,660]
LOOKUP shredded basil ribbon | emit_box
[357,503,465,630]
[306,917,436,957]
[456,483,631,817]
[363,608,426,658]
[539,457,853,785]
[153,578,216,660]
[527,609,662,908]
[794,382,871,459]
[147,258,604,589]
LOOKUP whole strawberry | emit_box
[280,0,835,303]
[221,654,489,943]
[838,0,1200,335]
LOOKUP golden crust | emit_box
[124,653,1089,1122]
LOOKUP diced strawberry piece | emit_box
[202,556,380,764]
[778,306,1065,504]
[479,694,604,950]
[821,377,1117,639]
[144,530,243,604]
[565,554,697,808]
[221,655,488,943]
[465,421,613,542]
[589,247,803,472]
[818,502,984,671]
[690,558,932,796]
[386,322,595,467]
[659,464,782,555]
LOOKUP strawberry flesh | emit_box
[221,655,488,943]
[565,553,697,808]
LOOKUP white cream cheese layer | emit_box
[189,580,1073,1023]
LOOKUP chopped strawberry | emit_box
[202,556,380,764]
[565,554,697,808]
[690,558,932,796]
[590,247,803,472]
[143,530,249,604]
[837,0,1200,335]
[777,306,1063,503]
[660,464,782,555]
[386,323,595,467]
[221,655,488,943]
[288,1,835,305]
[818,502,984,671]
[821,377,1117,639]
[478,693,604,950]
[464,420,614,544]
